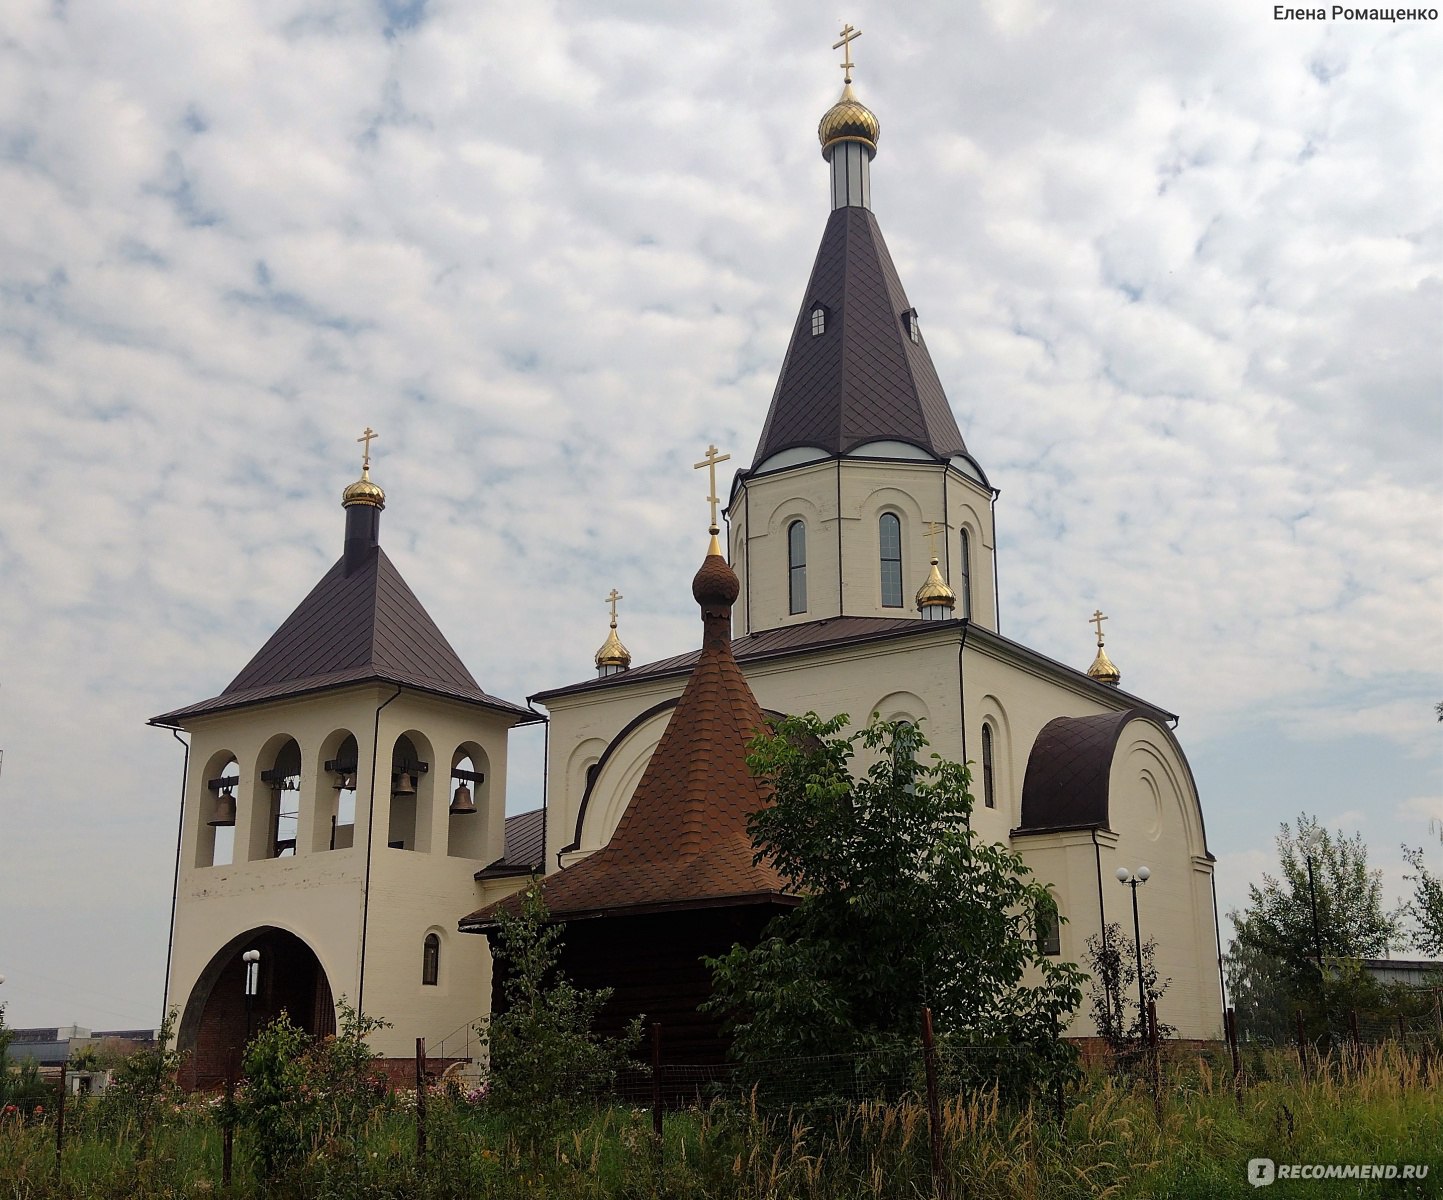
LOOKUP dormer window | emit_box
[810,305,827,336]
[903,309,920,345]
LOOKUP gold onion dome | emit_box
[342,464,385,509]
[595,624,631,671]
[1087,645,1121,687]
[818,82,880,158]
[915,557,956,610]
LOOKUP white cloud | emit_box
[0,1,1438,1026]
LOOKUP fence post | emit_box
[920,1007,949,1200]
[1294,1010,1308,1079]
[223,1049,236,1189]
[1397,1013,1407,1046]
[415,1037,427,1164]
[1225,1007,1242,1104]
[651,1022,663,1144]
[1348,1009,1361,1063]
[55,1058,66,1173]
[1146,1000,1161,1115]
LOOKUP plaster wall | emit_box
[537,626,1222,1039]
[168,685,519,1060]
[731,459,996,634]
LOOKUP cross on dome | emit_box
[693,443,732,535]
[832,23,862,83]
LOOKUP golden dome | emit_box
[595,625,631,671]
[915,557,956,610]
[341,464,385,509]
[1087,645,1121,687]
[818,83,880,158]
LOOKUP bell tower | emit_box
[728,29,998,635]
[152,431,540,1086]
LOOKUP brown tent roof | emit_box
[462,550,791,929]
[151,545,534,726]
[751,206,971,467]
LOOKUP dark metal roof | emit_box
[751,206,969,466]
[151,545,534,726]
[1017,710,1142,833]
[476,807,546,878]
[532,615,942,702]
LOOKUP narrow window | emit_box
[981,723,996,809]
[422,933,440,986]
[788,520,807,614]
[958,529,973,620]
[1037,907,1061,957]
[811,306,826,336]
[904,309,921,345]
[879,514,903,607]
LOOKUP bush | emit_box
[239,999,388,1179]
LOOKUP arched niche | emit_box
[446,742,491,859]
[247,734,302,862]
[388,730,436,853]
[177,926,336,1090]
[195,750,240,868]
[312,730,360,852]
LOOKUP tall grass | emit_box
[1,1045,1438,1198]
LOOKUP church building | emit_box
[151,37,1224,1082]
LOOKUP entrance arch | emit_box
[179,927,336,1089]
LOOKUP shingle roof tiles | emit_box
[462,554,789,927]
[752,206,969,466]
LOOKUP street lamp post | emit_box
[1115,866,1151,1034]
[242,950,261,1043]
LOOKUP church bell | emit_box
[208,788,237,828]
[334,772,356,791]
[392,771,416,796]
[449,782,476,816]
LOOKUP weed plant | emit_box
[0,1044,1438,1199]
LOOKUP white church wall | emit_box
[733,458,998,633]
[169,684,516,1062]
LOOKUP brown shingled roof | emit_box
[151,546,534,726]
[751,206,970,466]
[462,552,791,929]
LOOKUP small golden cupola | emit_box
[342,426,386,510]
[916,522,956,621]
[818,24,879,210]
[341,426,386,575]
[1087,609,1122,687]
[595,588,632,678]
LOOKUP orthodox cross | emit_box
[356,426,379,470]
[605,588,623,628]
[925,520,944,561]
[833,23,862,83]
[693,443,731,531]
[1091,609,1109,645]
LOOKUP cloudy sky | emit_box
[1,1,1438,1030]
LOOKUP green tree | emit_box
[706,714,1082,1094]
[484,879,641,1155]
[1401,831,1442,955]
[1228,814,1398,1037]
[1083,922,1175,1058]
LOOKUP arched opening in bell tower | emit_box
[177,927,336,1090]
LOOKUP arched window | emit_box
[981,723,996,809]
[810,305,827,336]
[958,529,973,620]
[1036,906,1061,956]
[788,520,807,614]
[422,933,440,986]
[879,513,903,607]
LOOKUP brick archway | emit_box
[179,927,335,1089]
